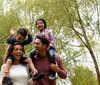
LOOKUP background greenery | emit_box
[0,0,100,85]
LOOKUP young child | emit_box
[30,18,56,80]
[3,27,44,84]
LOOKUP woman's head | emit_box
[35,19,46,31]
[16,28,27,43]
[8,42,25,60]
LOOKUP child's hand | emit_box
[10,28,15,36]
[47,45,51,51]
[25,25,30,34]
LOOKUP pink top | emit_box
[33,55,67,85]
[35,29,55,48]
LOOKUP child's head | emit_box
[16,28,27,43]
[35,18,46,31]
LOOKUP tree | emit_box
[71,66,98,85]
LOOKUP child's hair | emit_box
[35,18,46,29]
[17,28,27,38]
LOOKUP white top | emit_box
[0,64,30,85]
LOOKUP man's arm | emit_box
[50,56,67,79]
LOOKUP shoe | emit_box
[33,72,44,80]
[49,72,56,80]
[4,77,13,85]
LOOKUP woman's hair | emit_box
[4,42,25,63]
[17,28,27,38]
[35,18,46,29]
[8,42,25,54]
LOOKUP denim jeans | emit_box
[48,48,56,64]
[30,48,56,65]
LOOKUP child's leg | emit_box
[48,48,56,64]
[30,49,36,63]
[24,57,44,80]
[24,58,37,73]
[48,48,56,80]
[4,59,12,77]
[2,59,12,84]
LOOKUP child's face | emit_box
[16,34,25,43]
[36,20,45,31]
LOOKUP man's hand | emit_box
[50,63,60,72]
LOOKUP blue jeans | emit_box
[48,48,56,64]
[30,48,56,64]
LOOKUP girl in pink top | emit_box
[30,18,56,80]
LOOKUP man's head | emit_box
[34,35,49,55]
[16,28,27,43]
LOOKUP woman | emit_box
[0,42,31,85]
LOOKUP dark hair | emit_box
[17,28,27,38]
[35,18,46,29]
[9,42,25,53]
[5,42,25,63]
[35,35,49,47]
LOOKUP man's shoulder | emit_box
[55,53,61,61]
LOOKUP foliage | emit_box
[0,0,100,85]
[71,66,98,85]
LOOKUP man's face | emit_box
[34,38,44,54]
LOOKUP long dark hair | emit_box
[4,42,25,63]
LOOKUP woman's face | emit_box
[11,45,23,60]
[36,20,45,31]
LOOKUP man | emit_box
[30,35,67,85]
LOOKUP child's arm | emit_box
[23,26,33,45]
[6,29,16,44]
[4,59,12,76]
[2,59,12,84]
[24,58,37,74]
[7,28,16,41]
[25,26,31,34]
